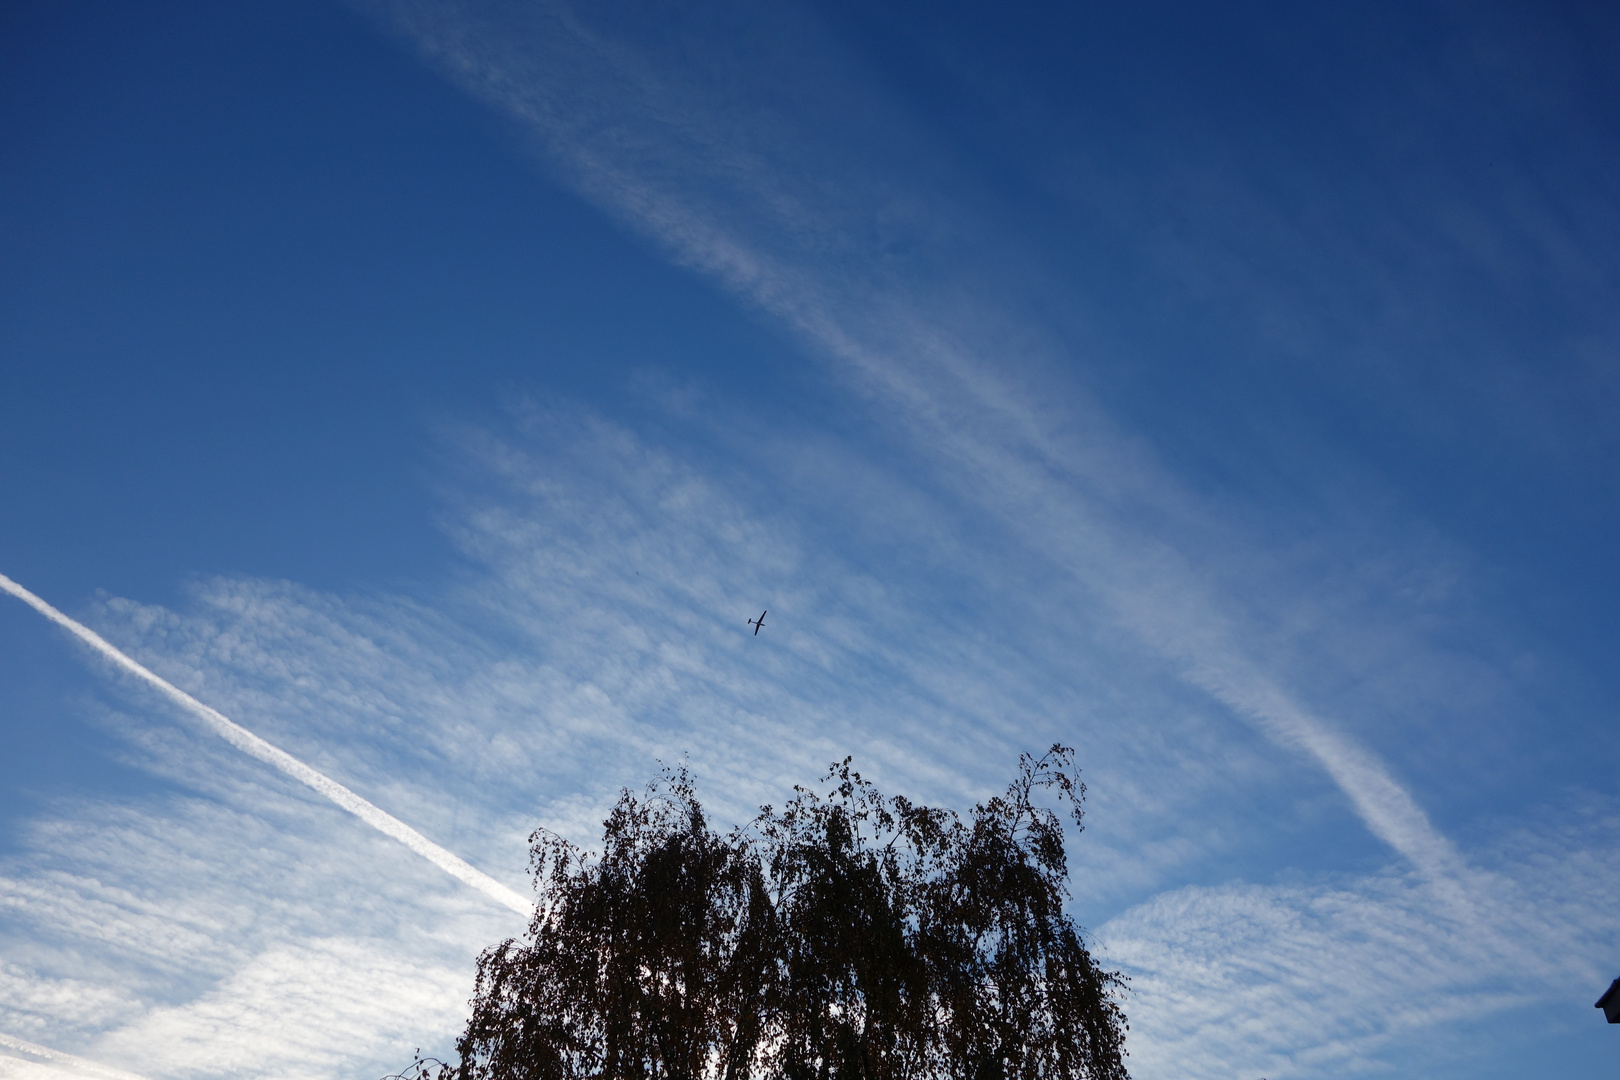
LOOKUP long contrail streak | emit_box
[0,1032,152,1080]
[0,573,534,917]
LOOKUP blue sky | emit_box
[3,0,1619,1077]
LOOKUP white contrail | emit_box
[0,573,534,917]
[0,1032,151,1080]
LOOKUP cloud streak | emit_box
[7,416,1612,1078]
[6,6,1606,1076]
[363,0,1466,888]
[0,1034,151,1080]
[0,573,533,918]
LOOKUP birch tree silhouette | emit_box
[397,746,1128,1080]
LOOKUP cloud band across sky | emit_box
[0,573,534,918]
[8,4,1615,1076]
[362,0,1468,891]
[0,1032,154,1080]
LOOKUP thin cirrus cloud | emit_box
[4,2,1616,1078]
[4,410,1617,1079]
[0,668,511,1080]
[0,574,532,919]
[3,415,1128,1077]
[359,0,1466,888]
[0,1033,152,1080]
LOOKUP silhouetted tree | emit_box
[396,746,1128,1080]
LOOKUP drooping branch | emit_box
[429,748,1128,1080]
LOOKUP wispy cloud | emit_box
[360,0,1469,888]
[5,408,1617,1076]
[5,3,1611,1076]
[0,1034,152,1080]
[0,574,531,917]
[1,743,510,1079]
[94,939,468,1080]
[1101,796,1620,1078]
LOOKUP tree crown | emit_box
[397,746,1128,1080]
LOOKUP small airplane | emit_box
[747,610,767,635]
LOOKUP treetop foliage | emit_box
[396,746,1129,1080]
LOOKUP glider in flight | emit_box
[747,610,767,635]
